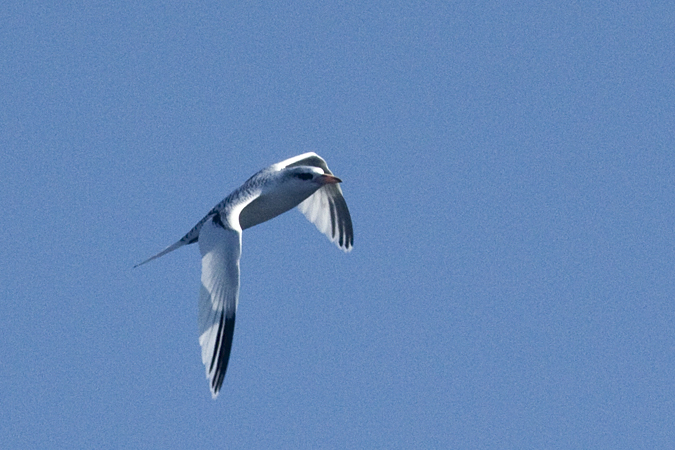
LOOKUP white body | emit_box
[137,153,353,398]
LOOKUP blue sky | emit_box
[1,1,674,448]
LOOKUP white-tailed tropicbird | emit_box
[136,153,353,398]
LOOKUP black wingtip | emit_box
[210,312,236,398]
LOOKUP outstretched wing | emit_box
[297,184,353,252]
[198,214,241,398]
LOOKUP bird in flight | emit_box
[135,153,353,398]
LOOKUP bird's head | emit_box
[284,166,342,186]
[279,166,342,192]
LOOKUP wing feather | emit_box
[198,216,241,398]
[275,152,333,173]
[297,183,353,252]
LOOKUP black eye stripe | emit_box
[295,173,313,180]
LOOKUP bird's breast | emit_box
[238,186,317,230]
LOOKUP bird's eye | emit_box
[295,173,314,180]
